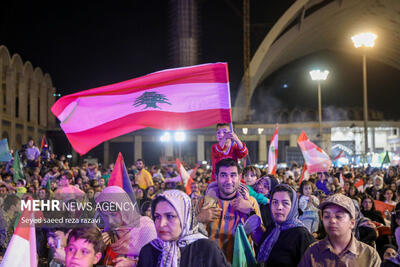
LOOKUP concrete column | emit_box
[166,143,174,158]
[258,134,267,163]
[19,73,28,121]
[371,127,375,153]
[197,135,205,162]
[103,141,110,166]
[289,134,298,147]
[134,135,142,160]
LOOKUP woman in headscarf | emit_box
[254,176,279,230]
[352,199,378,247]
[137,190,230,267]
[96,186,157,267]
[256,184,315,267]
[361,195,385,225]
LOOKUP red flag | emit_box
[354,179,364,192]
[51,63,232,155]
[374,200,395,217]
[108,153,135,203]
[40,136,48,150]
[297,131,331,174]
[1,199,37,267]
[268,124,279,175]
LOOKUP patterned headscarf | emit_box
[257,184,304,263]
[150,190,207,267]
[96,186,143,255]
[96,186,141,230]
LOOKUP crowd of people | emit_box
[0,124,399,266]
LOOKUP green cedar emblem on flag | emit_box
[133,91,172,109]
[381,151,390,166]
[12,150,24,183]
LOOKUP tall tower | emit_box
[169,0,199,67]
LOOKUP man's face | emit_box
[216,126,229,143]
[322,204,355,239]
[136,161,144,170]
[65,237,101,267]
[190,183,199,193]
[217,166,240,198]
[28,140,34,147]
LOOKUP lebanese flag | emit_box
[374,200,395,217]
[339,173,345,187]
[298,164,309,185]
[108,152,136,203]
[40,135,48,150]
[297,131,332,174]
[334,150,345,161]
[52,63,232,154]
[1,200,37,267]
[355,179,364,192]
[268,124,279,175]
[176,159,194,194]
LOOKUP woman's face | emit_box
[39,189,46,199]
[244,171,257,186]
[154,201,182,241]
[349,187,356,196]
[271,191,292,224]
[136,189,144,199]
[102,211,123,229]
[256,183,268,196]
[385,190,394,201]
[362,198,373,211]
[148,187,155,195]
[384,247,397,260]
[391,183,397,192]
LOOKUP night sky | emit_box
[1,0,399,121]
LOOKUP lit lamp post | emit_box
[351,32,377,156]
[309,70,329,146]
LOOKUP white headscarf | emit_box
[150,190,207,267]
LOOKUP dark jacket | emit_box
[137,239,231,267]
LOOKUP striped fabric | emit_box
[205,196,260,262]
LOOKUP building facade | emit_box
[0,45,56,149]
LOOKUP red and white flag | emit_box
[355,179,364,192]
[52,63,232,154]
[298,164,310,185]
[268,124,279,175]
[176,159,194,194]
[339,173,345,187]
[1,201,37,267]
[334,150,345,161]
[297,131,332,174]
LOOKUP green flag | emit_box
[232,224,257,267]
[12,150,24,183]
[381,151,390,166]
[46,177,52,191]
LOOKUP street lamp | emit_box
[351,32,377,155]
[309,70,329,146]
